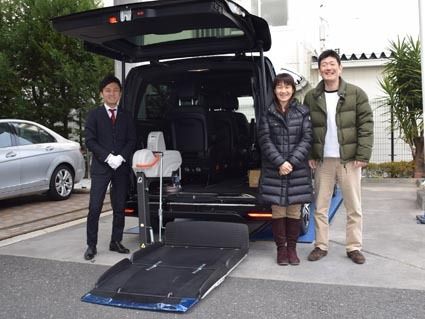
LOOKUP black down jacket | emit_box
[258,101,313,206]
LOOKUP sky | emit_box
[319,0,420,53]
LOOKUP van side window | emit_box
[137,83,175,120]
[237,96,255,122]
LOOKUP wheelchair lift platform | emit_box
[81,221,249,312]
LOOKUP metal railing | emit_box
[370,99,412,163]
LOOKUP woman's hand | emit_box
[279,161,293,175]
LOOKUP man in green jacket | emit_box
[303,49,373,264]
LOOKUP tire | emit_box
[48,165,74,200]
[300,203,310,235]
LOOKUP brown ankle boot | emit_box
[271,218,288,265]
[286,218,301,265]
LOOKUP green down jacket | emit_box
[303,78,374,163]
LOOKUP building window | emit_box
[261,0,288,26]
[236,0,288,27]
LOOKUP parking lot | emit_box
[1,180,425,318]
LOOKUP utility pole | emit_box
[420,0,425,171]
[319,2,328,52]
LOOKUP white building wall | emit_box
[343,66,411,163]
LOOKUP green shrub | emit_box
[363,161,415,178]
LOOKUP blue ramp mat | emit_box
[250,187,343,243]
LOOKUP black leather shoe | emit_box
[109,241,130,254]
[84,246,97,260]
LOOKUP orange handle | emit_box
[135,154,160,168]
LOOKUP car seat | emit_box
[167,83,220,183]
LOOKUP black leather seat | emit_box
[207,95,234,172]
[167,85,220,182]
[221,94,251,173]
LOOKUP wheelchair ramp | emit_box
[81,221,249,312]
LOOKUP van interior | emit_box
[125,57,271,198]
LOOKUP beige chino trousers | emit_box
[314,158,363,252]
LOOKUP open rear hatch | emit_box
[51,0,271,62]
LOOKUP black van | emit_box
[52,0,310,234]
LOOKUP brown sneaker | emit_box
[347,250,366,264]
[307,247,328,261]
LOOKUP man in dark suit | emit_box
[84,74,136,260]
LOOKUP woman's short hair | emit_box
[273,73,296,91]
[273,73,296,105]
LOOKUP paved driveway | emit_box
[0,190,110,241]
[0,180,424,318]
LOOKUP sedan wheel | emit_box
[49,165,74,200]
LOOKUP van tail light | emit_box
[125,208,135,216]
[247,211,272,219]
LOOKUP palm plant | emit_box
[379,36,423,177]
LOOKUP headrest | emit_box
[205,94,223,111]
[147,131,166,151]
[176,82,197,99]
[223,94,238,111]
[176,82,205,106]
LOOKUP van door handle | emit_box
[45,146,54,151]
[6,151,17,158]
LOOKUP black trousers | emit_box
[86,169,129,246]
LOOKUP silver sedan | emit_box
[0,119,85,200]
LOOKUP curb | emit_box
[362,178,418,184]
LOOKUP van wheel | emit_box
[48,165,74,200]
[300,203,310,235]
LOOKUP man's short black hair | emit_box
[99,74,122,92]
[318,49,341,66]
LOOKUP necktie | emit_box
[109,108,116,125]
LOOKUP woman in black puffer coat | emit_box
[258,73,313,266]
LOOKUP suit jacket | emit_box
[85,106,136,175]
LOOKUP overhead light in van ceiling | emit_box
[188,68,210,72]
[120,9,132,22]
[226,1,245,17]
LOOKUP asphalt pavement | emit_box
[0,179,424,319]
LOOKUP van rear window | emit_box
[128,28,244,46]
